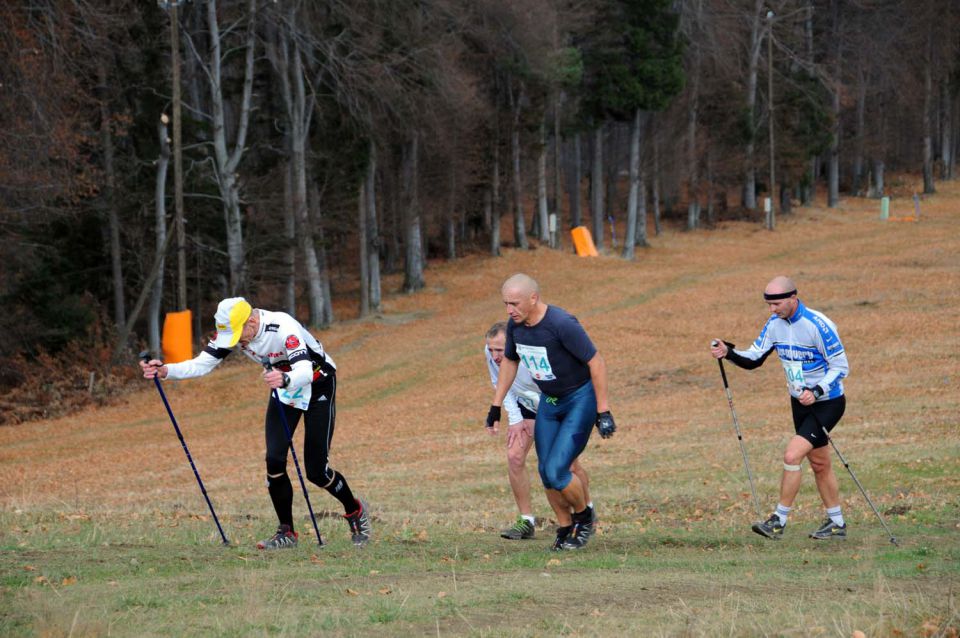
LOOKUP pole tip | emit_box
[890,537,900,547]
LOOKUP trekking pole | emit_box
[821,426,899,547]
[712,342,763,519]
[261,358,324,547]
[139,352,229,546]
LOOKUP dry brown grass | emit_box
[1,180,957,636]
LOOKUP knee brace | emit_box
[783,462,802,472]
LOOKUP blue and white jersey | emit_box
[485,345,540,425]
[728,300,849,401]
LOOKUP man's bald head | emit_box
[765,275,796,297]
[502,273,540,297]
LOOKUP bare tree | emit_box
[187,0,257,294]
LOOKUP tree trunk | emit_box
[403,133,425,292]
[652,123,662,236]
[358,178,369,318]
[687,6,701,230]
[590,123,604,243]
[780,181,792,214]
[706,146,716,225]
[852,67,866,194]
[98,61,125,330]
[385,158,400,274]
[206,0,256,294]
[307,183,334,325]
[365,142,382,313]
[536,117,549,243]
[872,159,885,197]
[553,91,564,233]
[622,109,644,259]
[283,159,296,315]
[942,79,953,180]
[510,120,527,249]
[446,155,457,259]
[742,0,764,211]
[923,36,936,194]
[828,0,841,207]
[605,124,619,234]
[491,138,501,256]
[565,135,584,244]
[150,118,170,355]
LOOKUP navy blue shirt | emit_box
[505,305,597,397]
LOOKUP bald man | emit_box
[488,274,616,551]
[710,276,850,541]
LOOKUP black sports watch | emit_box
[281,372,290,389]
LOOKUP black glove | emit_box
[804,385,823,399]
[595,411,616,438]
[485,405,501,429]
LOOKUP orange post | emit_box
[570,226,599,257]
[162,310,193,363]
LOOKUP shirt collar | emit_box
[787,300,805,323]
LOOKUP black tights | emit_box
[264,373,358,529]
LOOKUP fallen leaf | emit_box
[369,570,380,575]
[34,576,47,584]
[852,631,866,638]
[346,588,360,596]
[379,587,392,595]
[591,609,603,617]
[23,565,36,571]
[437,591,447,598]
[547,558,561,567]
[310,554,323,564]
[416,530,428,541]
[61,576,77,586]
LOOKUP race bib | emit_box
[516,344,556,381]
[782,360,805,395]
[277,383,311,410]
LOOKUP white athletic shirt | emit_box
[730,300,849,401]
[164,309,336,410]
[485,345,540,425]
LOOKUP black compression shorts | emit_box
[791,395,845,449]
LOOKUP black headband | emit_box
[763,289,797,301]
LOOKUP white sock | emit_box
[521,514,535,525]
[826,506,844,527]
[775,504,792,526]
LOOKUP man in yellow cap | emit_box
[140,297,371,549]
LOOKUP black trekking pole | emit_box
[821,426,899,547]
[261,358,324,547]
[139,352,229,546]
[712,343,763,519]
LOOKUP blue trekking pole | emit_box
[139,352,229,546]
[261,357,324,547]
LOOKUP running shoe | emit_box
[809,518,847,540]
[751,513,785,540]
[551,526,572,552]
[561,516,595,550]
[344,499,372,547]
[500,516,535,540]
[257,524,298,550]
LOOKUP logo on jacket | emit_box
[285,335,300,350]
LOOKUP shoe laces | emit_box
[510,517,530,532]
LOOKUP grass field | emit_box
[2,182,958,637]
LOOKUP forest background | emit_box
[1,0,958,422]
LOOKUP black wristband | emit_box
[486,405,501,429]
[281,372,290,389]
